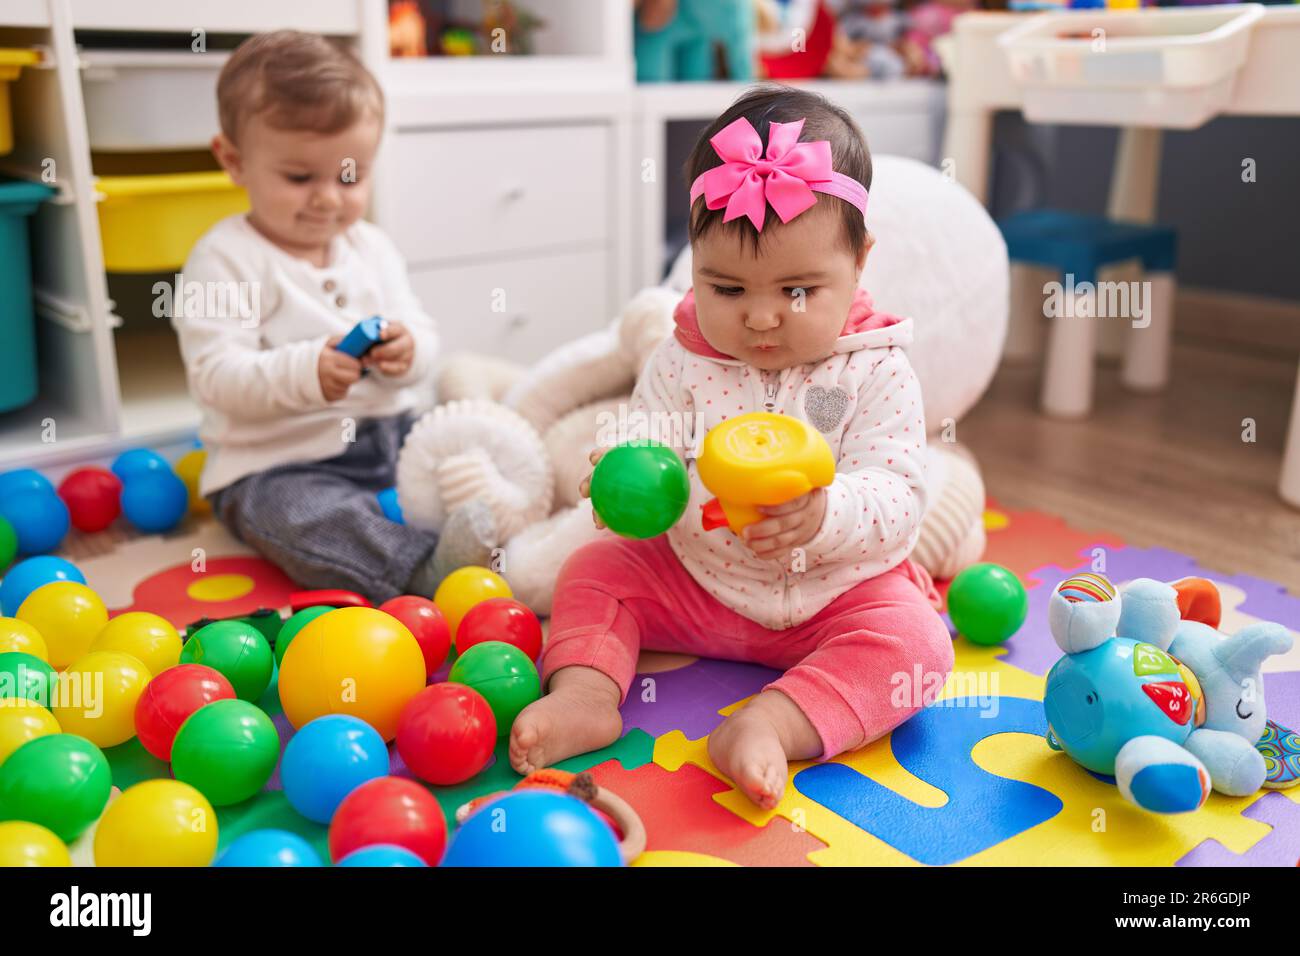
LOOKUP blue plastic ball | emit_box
[0,490,69,556]
[0,555,85,617]
[280,715,389,824]
[120,471,188,534]
[0,469,54,497]
[376,487,404,524]
[441,790,623,867]
[214,829,322,867]
[110,449,170,482]
[336,844,428,868]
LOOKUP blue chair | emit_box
[998,209,1177,418]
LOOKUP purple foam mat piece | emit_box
[1177,791,1300,867]
[619,657,781,739]
[1000,562,1091,676]
[1265,672,1300,733]
[1090,546,1300,631]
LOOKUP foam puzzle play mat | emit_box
[0,452,1297,867]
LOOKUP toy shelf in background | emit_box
[635,0,981,82]
[388,0,546,57]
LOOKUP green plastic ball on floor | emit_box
[0,652,57,708]
[589,441,690,539]
[0,733,112,842]
[274,606,333,669]
[447,640,540,737]
[0,516,16,573]
[180,621,274,701]
[170,699,280,806]
[946,562,1028,646]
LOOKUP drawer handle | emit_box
[502,183,525,202]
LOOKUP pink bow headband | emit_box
[688,117,868,232]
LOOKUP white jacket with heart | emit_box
[625,298,928,630]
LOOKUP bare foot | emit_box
[707,690,824,810]
[509,666,623,775]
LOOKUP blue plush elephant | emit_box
[1044,572,1295,814]
[635,0,757,82]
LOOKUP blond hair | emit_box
[217,30,384,143]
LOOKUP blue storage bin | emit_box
[0,178,55,413]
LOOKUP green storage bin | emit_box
[0,178,55,413]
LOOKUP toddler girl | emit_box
[510,87,954,808]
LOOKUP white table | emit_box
[939,6,1300,508]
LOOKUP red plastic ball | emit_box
[133,663,236,760]
[57,467,123,533]
[457,598,543,661]
[328,776,447,865]
[395,683,496,786]
[378,595,451,678]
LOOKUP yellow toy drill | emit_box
[696,412,836,535]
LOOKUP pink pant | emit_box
[541,535,955,759]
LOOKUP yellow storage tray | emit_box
[96,170,248,273]
[0,49,41,156]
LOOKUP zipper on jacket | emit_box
[760,369,778,412]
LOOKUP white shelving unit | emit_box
[1,0,947,472]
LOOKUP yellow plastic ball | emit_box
[52,651,151,748]
[0,617,48,662]
[278,607,425,741]
[93,779,217,867]
[173,449,210,516]
[16,582,108,670]
[91,612,181,677]
[434,566,513,643]
[0,821,71,867]
[0,698,60,765]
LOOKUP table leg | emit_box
[1281,360,1300,510]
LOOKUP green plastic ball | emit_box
[589,441,690,539]
[0,652,57,708]
[0,733,112,842]
[170,699,279,806]
[946,562,1028,646]
[181,620,274,701]
[447,640,540,737]
[274,606,332,669]
[0,516,16,573]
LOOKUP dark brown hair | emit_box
[217,30,384,143]
[685,86,872,256]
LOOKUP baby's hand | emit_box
[363,320,415,377]
[577,447,608,530]
[319,337,363,401]
[741,488,827,561]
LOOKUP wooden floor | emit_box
[960,337,1300,588]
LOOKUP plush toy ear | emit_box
[1117,578,1181,652]
[1171,577,1221,629]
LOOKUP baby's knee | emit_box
[914,610,956,705]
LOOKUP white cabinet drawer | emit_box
[385,124,610,265]
[412,248,609,366]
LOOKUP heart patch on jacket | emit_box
[803,385,850,432]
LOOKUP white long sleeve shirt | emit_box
[171,215,439,495]
[628,289,928,630]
